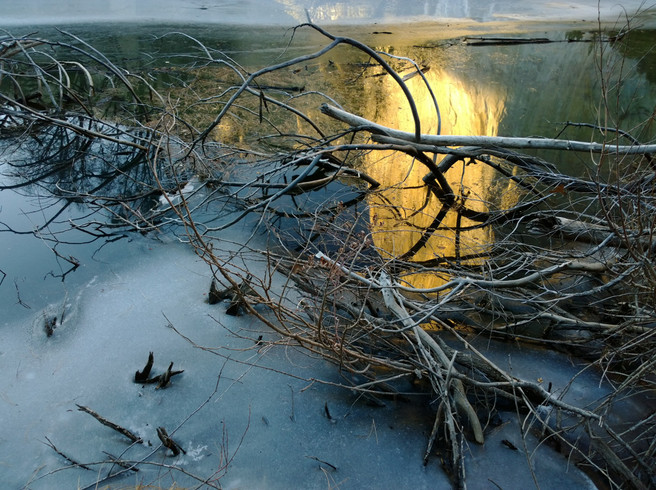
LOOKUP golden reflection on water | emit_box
[362,68,507,289]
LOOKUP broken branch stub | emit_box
[157,426,186,456]
[134,351,154,382]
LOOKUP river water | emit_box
[3,11,655,298]
[1,5,656,489]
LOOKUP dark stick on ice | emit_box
[156,361,184,389]
[208,278,228,304]
[134,351,154,382]
[306,455,337,471]
[209,276,256,315]
[156,426,186,456]
[289,385,296,422]
[141,367,184,386]
[488,479,504,490]
[502,439,518,451]
[225,300,242,316]
[324,401,333,420]
[76,404,142,443]
[14,279,31,309]
[44,315,57,337]
[44,436,93,470]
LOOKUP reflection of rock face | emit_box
[279,1,495,23]
[362,68,507,288]
[275,0,645,23]
[352,33,656,290]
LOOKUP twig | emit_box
[76,405,142,443]
[289,385,296,422]
[156,361,183,389]
[43,436,92,471]
[306,455,337,471]
[102,452,139,472]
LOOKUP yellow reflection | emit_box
[363,68,507,290]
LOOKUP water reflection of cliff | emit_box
[361,67,507,289]
[275,0,517,23]
[274,0,644,23]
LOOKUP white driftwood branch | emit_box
[315,251,610,294]
[379,272,485,445]
[321,103,656,155]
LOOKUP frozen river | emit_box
[2,2,656,489]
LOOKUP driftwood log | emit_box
[320,103,656,155]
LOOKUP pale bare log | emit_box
[380,272,485,445]
[315,251,611,295]
[321,103,656,154]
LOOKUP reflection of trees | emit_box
[611,29,656,84]
[1,118,168,241]
[0,33,201,244]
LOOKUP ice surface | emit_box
[0,149,611,488]
[1,237,447,488]
[0,226,606,489]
